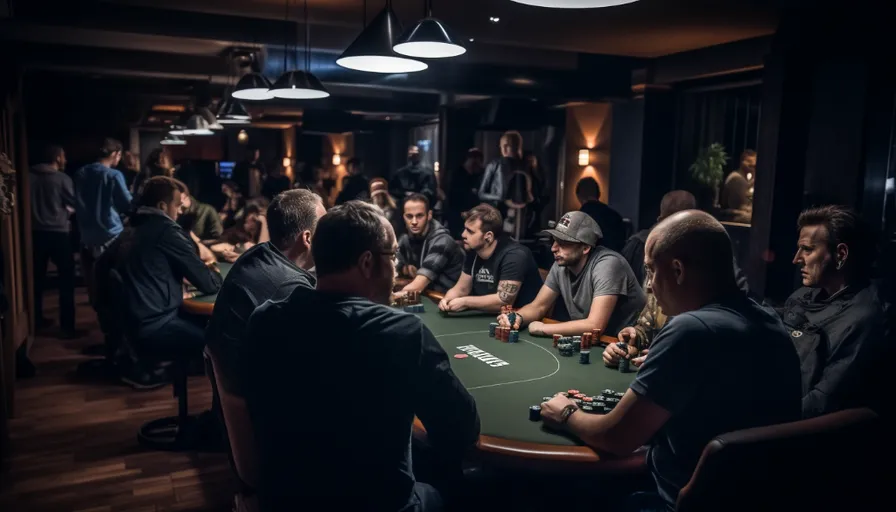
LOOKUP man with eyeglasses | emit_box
[497,211,646,338]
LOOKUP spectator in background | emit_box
[178,186,224,243]
[233,147,266,199]
[391,146,438,207]
[262,164,292,201]
[220,181,246,230]
[479,131,525,212]
[524,150,551,237]
[622,190,697,285]
[118,150,140,193]
[576,177,625,252]
[73,138,131,307]
[30,145,81,338]
[336,158,370,205]
[133,148,174,200]
[211,198,271,262]
[370,177,403,236]
[719,149,756,223]
[446,148,484,238]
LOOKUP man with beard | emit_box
[243,201,479,511]
[777,205,887,418]
[396,194,464,295]
[497,211,646,337]
[390,146,438,207]
[439,204,542,313]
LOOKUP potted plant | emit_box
[689,143,729,210]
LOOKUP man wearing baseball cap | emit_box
[498,211,646,337]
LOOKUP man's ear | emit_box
[358,250,374,279]
[836,243,849,269]
[672,259,685,285]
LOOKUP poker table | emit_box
[182,262,233,316]
[413,290,645,473]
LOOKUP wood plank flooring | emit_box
[0,289,235,511]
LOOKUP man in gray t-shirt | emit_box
[497,211,646,337]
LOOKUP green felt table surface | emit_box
[188,262,233,304]
[415,296,637,448]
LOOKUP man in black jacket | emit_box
[116,176,222,357]
[576,177,625,252]
[391,146,438,207]
[335,157,370,205]
[244,201,479,511]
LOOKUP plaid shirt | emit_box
[397,220,464,293]
[632,290,667,351]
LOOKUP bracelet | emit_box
[515,313,524,327]
[560,404,579,424]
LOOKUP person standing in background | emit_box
[390,146,438,207]
[73,138,131,307]
[446,148,484,238]
[479,131,532,237]
[30,145,82,338]
[336,157,370,205]
[262,164,292,201]
[576,177,625,252]
[118,150,140,193]
[233,147,266,199]
[132,148,174,200]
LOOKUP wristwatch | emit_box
[560,404,579,424]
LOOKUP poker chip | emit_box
[542,396,554,402]
[567,389,580,396]
[453,354,469,359]
[529,405,542,422]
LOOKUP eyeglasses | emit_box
[379,250,399,267]
[643,265,655,286]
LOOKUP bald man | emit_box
[539,211,802,511]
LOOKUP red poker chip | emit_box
[453,354,469,359]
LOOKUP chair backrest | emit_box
[676,408,884,512]
[205,348,258,490]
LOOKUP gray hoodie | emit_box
[30,163,75,232]
[397,220,464,293]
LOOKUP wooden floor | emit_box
[0,289,235,512]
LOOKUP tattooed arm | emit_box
[458,280,522,314]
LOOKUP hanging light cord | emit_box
[363,0,367,27]
[282,0,290,73]
[426,0,433,18]
[304,0,310,72]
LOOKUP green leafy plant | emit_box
[689,143,729,189]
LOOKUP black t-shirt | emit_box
[580,200,626,252]
[462,237,542,307]
[243,288,480,511]
[630,294,802,509]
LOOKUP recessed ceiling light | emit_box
[489,17,500,23]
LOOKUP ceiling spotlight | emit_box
[489,16,500,23]
[509,1,639,8]
[469,38,475,42]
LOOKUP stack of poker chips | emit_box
[616,341,632,373]
[508,330,519,343]
[494,326,520,343]
[552,334,561,348]
[397,291,425,313]
[557,343,574,357]
[488,322,498,337]
[501,305,518,328]
[578,330,595,364]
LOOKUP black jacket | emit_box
[335,174,370,205]
[114,208,222,337]
[777,283,888,418]
[390,164,437,207]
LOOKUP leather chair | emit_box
[676,408,884,512]
[205,348,259,512]
[104,269,199,451]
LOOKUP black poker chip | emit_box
[529,405,542,421]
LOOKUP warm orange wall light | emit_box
[578,149,591,167]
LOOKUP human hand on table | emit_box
[220,249,240,263]
[440,297,469,312]
[632,349,649,368]
[540,393,576,428]
[497,313,522,330]
[603,341,638,367]
[527,321,547,337]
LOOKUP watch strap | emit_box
[560,404,579,424]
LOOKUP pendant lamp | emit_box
[336,1,427,74]
[160,134,187,146]
[232,73,274,100]
[510,1,639,8]
[182,114,214,136]
[393,1,465,59]
[217,96,251,124]
[270,0,330,99]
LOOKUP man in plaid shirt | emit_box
[396,193,464,294]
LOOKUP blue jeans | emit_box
[402,482,442,512]
[620,492,670,512]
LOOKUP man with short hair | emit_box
[439,204,542,313]
[498,211,646,337]
[396,193,464,295]
[243,201,479,511]
[113,176,222,361]
[576,177,625,252]
[391,146,437,207]
[336,157,370,205]
[206,189,326,398]
[720,149,757,221]
[539,210,801,511]
[622,190,697,285]
[73,138,132,305]
[30,145,80,337]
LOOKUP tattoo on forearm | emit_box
[497,281,520,304]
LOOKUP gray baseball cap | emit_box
[539,211,603,246]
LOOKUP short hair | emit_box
[466,148,484,161]
[346,157,361,169]
[462,204,503,238]
[575,177,601,201]
[138,176,181,208]
[100,138,123,158]
[741,149,757,161]
[650,211,735,284]
[797,205,877,278]
[312,201,391,277]
[171,178,189,196]
[41,145,64,164]
[403,193,430,211]
[659,190,697,221]
[267,189,323,250]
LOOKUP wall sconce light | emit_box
[282,157,292,168]
[332,154,342,166]
[237,130,249,144]
[578,149,591,167]
[434,161,440,172]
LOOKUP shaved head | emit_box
[658,190,697,221]
[647,210,736,292]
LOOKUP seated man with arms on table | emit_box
[539,210,802,511]
[395,193,464,295]
[243,201,479,511]
[497,211,646,338]
[439,203,542,314]
[114,176,222,359]
[778,205,888,418]
[205,189,325,398]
